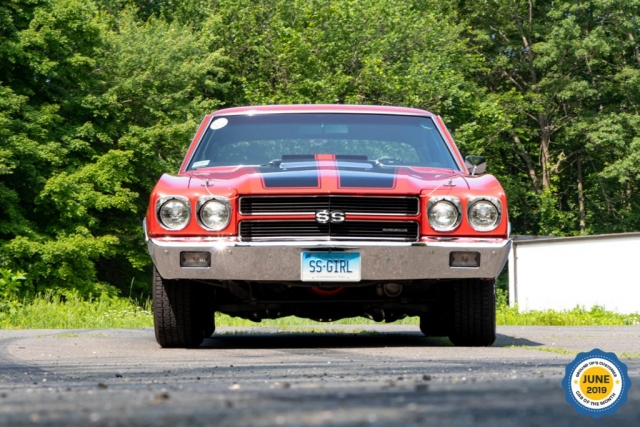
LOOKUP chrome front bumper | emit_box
[147,235,512,281]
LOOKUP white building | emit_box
[508,232,640,314]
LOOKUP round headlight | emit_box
[158,198,190,230]
[428,200,460,231]
[468,199,500,231]
[198,199,230,231]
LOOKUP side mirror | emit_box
[464,155,486,175]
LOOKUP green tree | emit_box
[0,0,226,295]
[456,0,640,235]
[1,0,109,294]
[3,0,639,297]
[206,0,482,119]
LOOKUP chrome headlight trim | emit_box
[197,196,232,231]
[427,196,462,232]
[156,195,191,231]
[467,197,502,232]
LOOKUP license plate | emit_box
[301,252,361,282]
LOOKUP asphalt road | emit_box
[0,325,638,427]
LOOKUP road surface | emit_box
[1,325,638,426]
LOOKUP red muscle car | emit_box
[144,105,511,348]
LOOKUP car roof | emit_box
[211,104,435,117]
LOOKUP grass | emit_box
[216,314,416,328]
[502,347,640,359]
[501,345,578,355]
[214,307,640,328]
[0,293,153,329]
[496,304,640,326]
[619,352,640,359]
[0,291,639,330]
[54,333,82,338]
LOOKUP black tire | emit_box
[153,268,215,348]
[419,284,451,337]
[200,286,216,338]
[448,279,496,347]
[419,314,449,337]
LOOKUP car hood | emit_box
[186,161,469,195]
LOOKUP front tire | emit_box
[420,284,451,337]
[419,315,449,337]
[448,279,496,347]
[153,268,215,348]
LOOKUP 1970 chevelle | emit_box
[143,105,511,348]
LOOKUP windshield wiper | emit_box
[335,155,368,161]
[262,154,316,167]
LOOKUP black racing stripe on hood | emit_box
[257,166,320,188]
[338,167,397,188]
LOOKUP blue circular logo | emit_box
[562,348,631,418]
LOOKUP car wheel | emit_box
[153,268,215,348]
[419,314,449,337]
[419,284,451,337]
[449,279,496,347]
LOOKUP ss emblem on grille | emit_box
[315,210,346,224]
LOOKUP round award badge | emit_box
[562,348,631,418]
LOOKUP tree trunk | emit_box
[577,152,586,234]
[629,32,640,66]
[513,133,542,194]
[539,114,552,191]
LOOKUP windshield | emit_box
[186,113,459,170]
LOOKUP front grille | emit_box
[239,196,419,216]
[239,220,419,241]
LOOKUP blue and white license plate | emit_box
[301,252,361,282]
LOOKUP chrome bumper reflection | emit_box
[147,236,512,281]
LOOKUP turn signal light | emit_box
[450,252,480,268]
[180,252,211,268]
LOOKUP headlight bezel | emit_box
[197,196,232,231]
[427,197,462,232]
[467,197,502,232]
[156,195,191,231]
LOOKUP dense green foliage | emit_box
[2,282,638,330]
[1,0,639,297]
[1,290,638,328]
[0,290,153,328]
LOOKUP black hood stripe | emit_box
[257,165,320,188]
[256,158,398,189]
[338,167,397,189]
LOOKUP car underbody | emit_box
[201,278,453,322]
